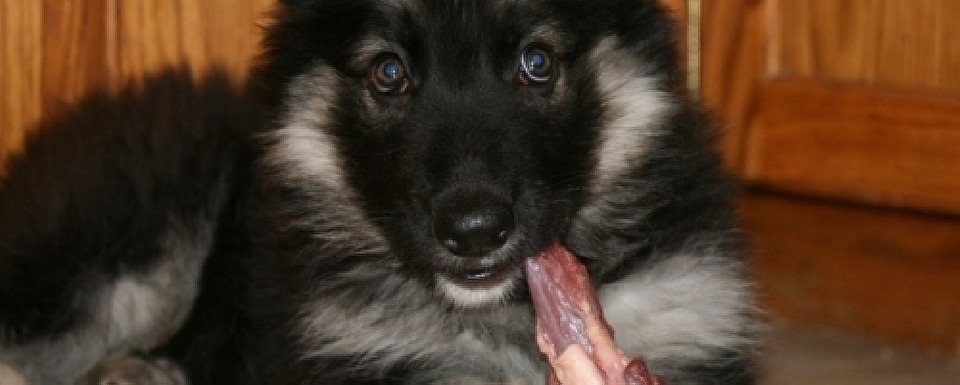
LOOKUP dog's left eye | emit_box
[369,54,410,95]
[518,44,555,85]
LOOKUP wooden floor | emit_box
[741,191,960,352]
[759,327,960,385]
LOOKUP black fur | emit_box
[1,1,755,384]
[0,71,249,339]
[0,70,254,383]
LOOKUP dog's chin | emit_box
[435,268,524,308]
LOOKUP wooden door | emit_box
[701,0,960,353]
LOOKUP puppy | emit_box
[0,1,756,384]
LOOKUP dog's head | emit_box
[258,0,682,308]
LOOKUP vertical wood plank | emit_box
[116,0,202,81]
[0,1,43,172]
[194,0,274,81]
[1,0,273,173]
[700,0,767,172]
[115,0,272,84]
[41,0,114,110]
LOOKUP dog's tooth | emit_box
[466,269,494,280]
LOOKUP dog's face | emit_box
[260,0,680,308]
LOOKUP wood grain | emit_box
[742,191,960,353]
[116,0,201,81]
[0,0,273,172]
[744,78,960,214]
[0,1,43,173]
[771,0,960,91]
[194,0,275,81]
[115,0,272,84]
[41,0,113,111]
[700,0,767,172]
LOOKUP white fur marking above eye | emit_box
[589,36,675,192]
[261,63,394,254]
[263,64,346,189]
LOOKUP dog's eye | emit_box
[370,54,410,95]
[518,44,555,85]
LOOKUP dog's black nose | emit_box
[433,199,514,258]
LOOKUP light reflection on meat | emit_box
[525,243,665,385]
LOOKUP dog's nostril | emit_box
[433,201,514,258]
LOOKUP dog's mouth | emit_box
[435,256,527,307]
[443,257,526,288]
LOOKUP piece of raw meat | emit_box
[525,243,665,385]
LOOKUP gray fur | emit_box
[0,220,214,385]
[1,1,756,384]
[589,36,675,193]
[601,246,755,373]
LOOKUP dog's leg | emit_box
[0,220,214,385]
[0,70,250,384]
[0,360,29,385]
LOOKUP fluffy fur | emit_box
[0,71,252,384]
[0,1,756,384]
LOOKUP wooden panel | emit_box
[42,0,113,110]
[193,0,275,81]
[771,0,960,91]
[0,0,273,172]
[742,192,960,353]
[700,0,767,171]
[744,78,960,214]
[0,1,42,173]
[115,0,272,83]
[116,0,204,80]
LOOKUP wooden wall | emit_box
[702,0,960,353]
[0,0,273,172]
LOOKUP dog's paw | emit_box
[0,361,29,385]
[77,355,188,385]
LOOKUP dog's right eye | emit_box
[517,44,555,86]
[369,54,410,95]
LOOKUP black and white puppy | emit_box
[0,1,756,384]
